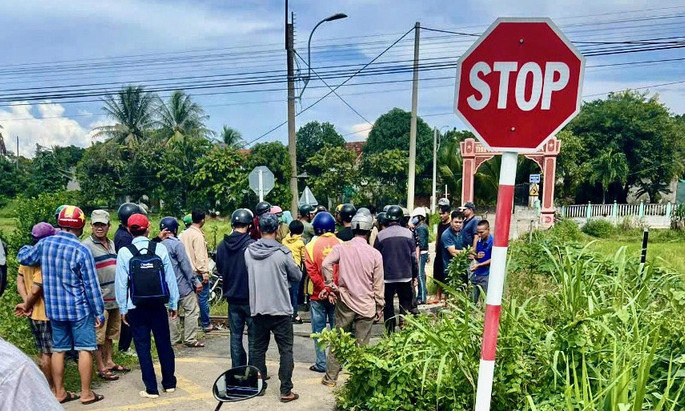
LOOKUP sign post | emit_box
[453,17,584,410]
[249,166,275,202]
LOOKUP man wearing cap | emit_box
[115,213,179,399]
[157,217,203,348]
[298,205,315,244]
[82,210,128,381]
[17,205,105,405]
[430,200,452,303]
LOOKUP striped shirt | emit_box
[17,232,104,323]
[82,235,118,309]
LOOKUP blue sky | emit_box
[0,0,683,157]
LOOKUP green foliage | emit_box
[582,219,616,238]
[358,149,408,206]
[8,191,78,250]
[304,146,358,205]
[96,85,157,145]
[671,203,685,230]
[244,142,292,208]
[219,126,243,148]
[446,247,472,290]
[588,147,629,204]
[192,147,247,213]
[296,121,345,169]
[156,90,212,143]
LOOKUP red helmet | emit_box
[58,205,86,229]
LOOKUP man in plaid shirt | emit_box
[17,205,105,405]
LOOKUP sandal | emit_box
[58,391,79,404]
[97,370,119,381]
[185,341,205,348]
[280,392,299,403]
[309,365,325,373]
[81,392,105,405]
[203,325,216,333]
[107,364,131,373]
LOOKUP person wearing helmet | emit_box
[269,206,290,243]
[82,210,128,381]
[411,208,430,304]
[216,209,256,368]
[431,202,453,303]
[15,222,57,389]
[182,214,192,230]
[304,212,342,373]
[244,213,302,402]
[335,204,356,242]
[320,211,385,387]
[373,205,418,333]
[298,204,315,244]
[17,206,106,405]
[114,202,142,355]
[314,205,327,215]
[250,201,272,241]
[54,205,66,227]
[282,220,306,324]
[156,217,204,349]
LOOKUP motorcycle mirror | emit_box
[212,365,263,410]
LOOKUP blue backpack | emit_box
[126,242,170,307]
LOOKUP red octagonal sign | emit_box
[454,18,584,152]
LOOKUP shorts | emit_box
[29,319,53,354]
[51,314,97,352]
[96,308,121,345]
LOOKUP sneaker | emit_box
[164,388,176,393]
[120,349,138,358]
[139,391,159,399]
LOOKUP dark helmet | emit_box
[255,201,272,216]
[339,204,356,223]
[315,205,327,214]
[231,208,254,226]
[386,205,403,222]
[312,212,336,235]
[259,213,280,234]
[376,212,388,226]
[382,205,391,212]
[118,202,142,226]
[160,217,179,234]
[298,204,314,218]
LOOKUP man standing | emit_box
[115,214,179,399]
[460,202,480,250]
[373,205,418,333]
[411,208,430,305]
[471,220,493,303]
[298,204,315,244]
[179,209,214,333]
[114,202,141,355]
[304,211,342,373]
[250,201,272,241]
[442,211,465,286]
[158,217,203,348]
[82,210,129,381]
[17,206,105,405]
[335,204,356,242]
[245,213,301,403]
[320,212,384,387]
[430,199,452,303]
[216,209,255,368]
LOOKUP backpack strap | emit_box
[126,244,141,257]
[147,241,157,256]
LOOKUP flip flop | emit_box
[184,341,205,348]
[81,393,104,405]
[97,370,119,381]
[280,393,299,403]
[108,364,131,373]
[58,391,79,404]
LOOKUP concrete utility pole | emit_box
[431,127,437,214]
[407,22,420,211]
[286,0,299,215]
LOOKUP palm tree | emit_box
[97,86,156,145]
[589,147,628,203]
[157,91,211,144]
[0,124,6,156]
[219,126,243,148]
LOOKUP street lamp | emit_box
[431,125,452,214]
[300,13,348,97]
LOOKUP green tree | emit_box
[568,90,684,202]
[156,136,212,213]
[192,147,247,213]
[76,142,126,206]
[588,147,629,204]
[358,149,408,206]
[25,145,72,197]
[157,91,212,144]
[243,142,292,208]
[296,121,345,169]
[219,126,243,148]
[97,86,157,145]
[304,146,358,205]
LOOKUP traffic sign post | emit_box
[529,174,541,184]
[248,166,275,202]
[454,18,584,411]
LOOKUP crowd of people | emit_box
[2,198,493,406]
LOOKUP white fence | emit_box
[558,202,675,228]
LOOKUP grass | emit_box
[585,231,685,274]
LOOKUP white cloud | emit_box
[349,123,372,140]
[0,102,98,157]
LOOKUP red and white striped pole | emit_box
[474,151,517,411]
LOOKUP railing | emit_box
[558,201,675,220]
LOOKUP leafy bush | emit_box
[582,218,616,238]
[6,190,78,250]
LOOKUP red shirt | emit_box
[304,233,341,301]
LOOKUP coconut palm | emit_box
[157,91,211,144]
[97,86,156,145]
[589,147,628,203]
[219,126,243,148]
[0,124,6,156]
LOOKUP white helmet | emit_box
[438,198,450,207]
[356,207,372,217]
[350,212,374,231]
[411,207,426,219]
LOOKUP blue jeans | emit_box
[51,314,96,352]
[310,300,335,370]
[198,277,210,328]
[228,303,254,368]
[418,253,428,303]
[289,281,300,316]
[128,305,176,394]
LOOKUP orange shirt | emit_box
[18,265,48,321]
[304,233,341,301]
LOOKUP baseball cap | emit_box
[91,210,110,225]
[127,214,150,230]
[31,222,56,240]
[462,202,475,210]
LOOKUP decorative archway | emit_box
[460,137,561,226]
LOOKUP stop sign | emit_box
[454,18,584,152]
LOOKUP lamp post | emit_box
[300,13,348,97]
[431,126,452,214]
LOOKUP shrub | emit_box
[582,218,615,238]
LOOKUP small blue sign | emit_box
[529,174,541,184]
